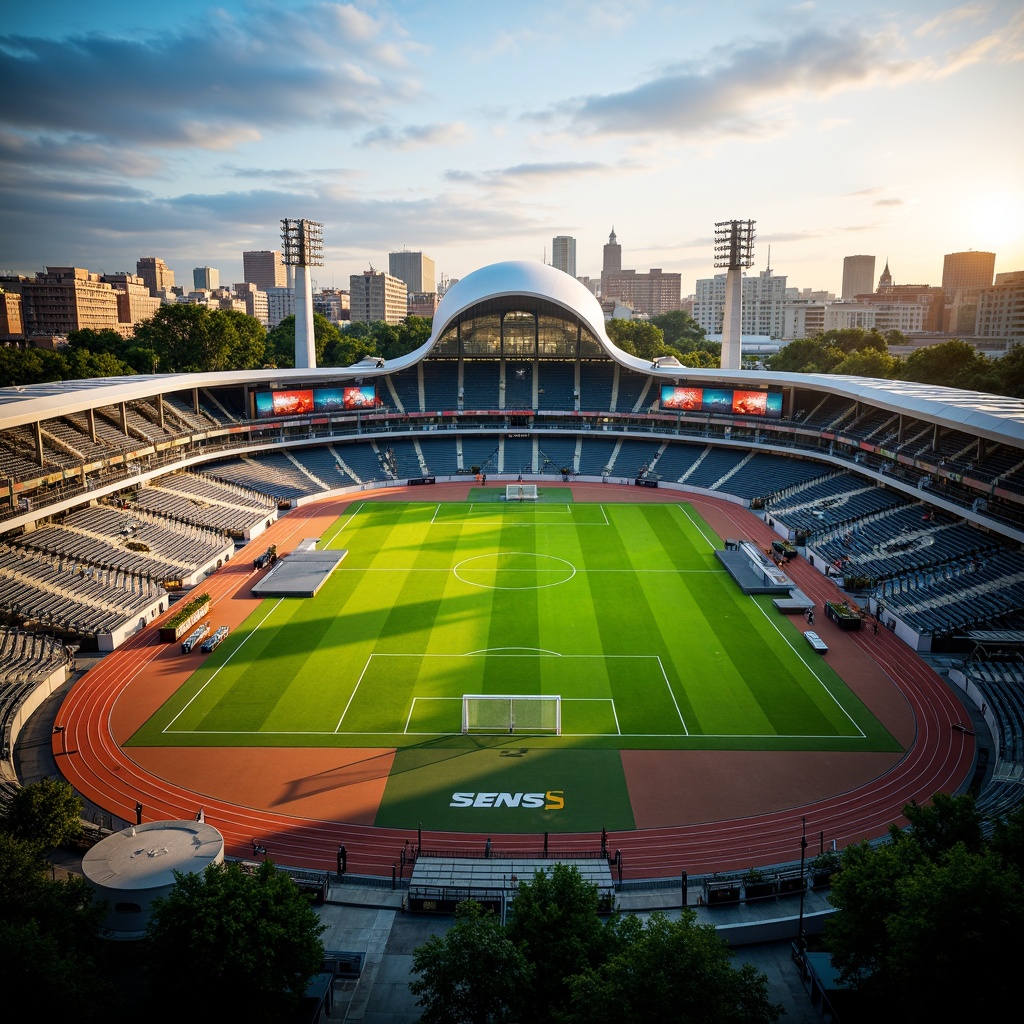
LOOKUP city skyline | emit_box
[1,1,1022,296]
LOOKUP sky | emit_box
[1,0,1022,297]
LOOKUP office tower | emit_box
[193,266,219,291]
[388,251,435,294]
[349,269,408,324]
[942,251,995,301]
[841,255,875,301]
[714,220,755,370]
[601,268,683,316]
[233,282,270,325]
[136,257,175,297]
[600,228,621,296]
[552,236,577,278]
[242,250,286,291]
[976,272,1024,340]
[265,287,295,328]
[0,291,23,338]
[281,219,323,369]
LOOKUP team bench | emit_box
[804,631,828,653]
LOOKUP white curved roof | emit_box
[429,260,612,346]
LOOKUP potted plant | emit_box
[743,867,778,902]
[825,600,863,630]
[809,850,841,889]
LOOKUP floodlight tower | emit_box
[281,218,323,369]
[714,219,755,371]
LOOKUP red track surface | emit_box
[53,485,976,879]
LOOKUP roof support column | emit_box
[32,420,43,466]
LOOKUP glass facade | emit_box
[430,297,604,359]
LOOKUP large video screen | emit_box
[255,385,380,419]
[660,385,782,419]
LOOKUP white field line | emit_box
[163,598,284,733]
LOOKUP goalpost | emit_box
[505,483,539,502]
[462,694,561,735]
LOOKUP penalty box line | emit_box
[429,503,610,525]
[336,652,687,736]
[403,696,621,736]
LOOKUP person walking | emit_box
[485,837,492,858]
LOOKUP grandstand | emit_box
[2,258,1024,854]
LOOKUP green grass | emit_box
[128,501,901,831]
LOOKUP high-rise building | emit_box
[841,255,875,301]
[552,236,577,278]
[388,251,435,294]
[602,268,683,317]
[975,271,1024,340]
[265,287,295,328]
[242,250,286,291]
[942,251,995,301]
[233,282,269,325]
[136,257,175,297]
[600,228,621,296]
[101,273,162,334]
[193,266,220,291]
[349,269,408,324]
[21,267,120,337]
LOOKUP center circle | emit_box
[453,551,577,590]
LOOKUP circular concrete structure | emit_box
[82,819,225,939]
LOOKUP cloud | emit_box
[916,3,990,37]
[873,198,904,207]
[0,3,420,150]
[360,122,471,150]
[566,27,922,139]
[444,161,613,188]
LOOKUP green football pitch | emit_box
[129,499,900,831]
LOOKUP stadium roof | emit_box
[2,259,1024,446]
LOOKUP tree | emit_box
[825,794,1024,1022]
[650,309,706,348]
[605,318,665,360]
[766,337,846,374]
[0,777,83,851]
[0,832,115,1017]
[831,348,901,379]
[145,859,325,1020]
[505,863,614,1020]
[134,304,217,372]
[410,899,532,1024]
[265,312,342,368]
[900,339,998,392]
[565,911,783,1024]
[216,308,266,369]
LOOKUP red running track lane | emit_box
[52,487,976,878]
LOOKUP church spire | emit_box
[878,258,892,290]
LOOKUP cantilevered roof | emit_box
[2,259,1024,449]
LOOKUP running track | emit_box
[52,485,976,879]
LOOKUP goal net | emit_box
[505,483,539,502]
[462,694,561,735]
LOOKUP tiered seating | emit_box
[0,546,163,637]
[199,387,244,423]
[460,438,499,475]
[681,448,748,490]
[386,440,424,479]
[723,454,827,501]
[612,440,662,478]
[880,550,1024,635]
[462,362,499,410]
[66,410,134,451]
[576,438,618,476]
[0,627,69,685]
[331,443,390,484]
[504,362,533,409]
[537,362,576,410]
[615,369,650,412]
[13,505,226,583]
[422,360,460,410]
[794,394,852,429]
[202,453,321,501]
[961,662,1024,763]
[578,362,615,411]
[503,437,533,475]
[648,444,706,482]
[387,369,422,414]
[536,438,577,475]
[415,438,459,477]
[816,507,1000,584]
[288,448,355,489]
[134,472,275,534]
[42,416,109,461]
[161,394,221,432]
[766,473,903,535]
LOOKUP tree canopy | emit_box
[0,777,83,851]
[825,794,1024,1022]
[411,864,781,1024]
[145,859,326,1020]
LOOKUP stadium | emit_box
[1,260,1019,884]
